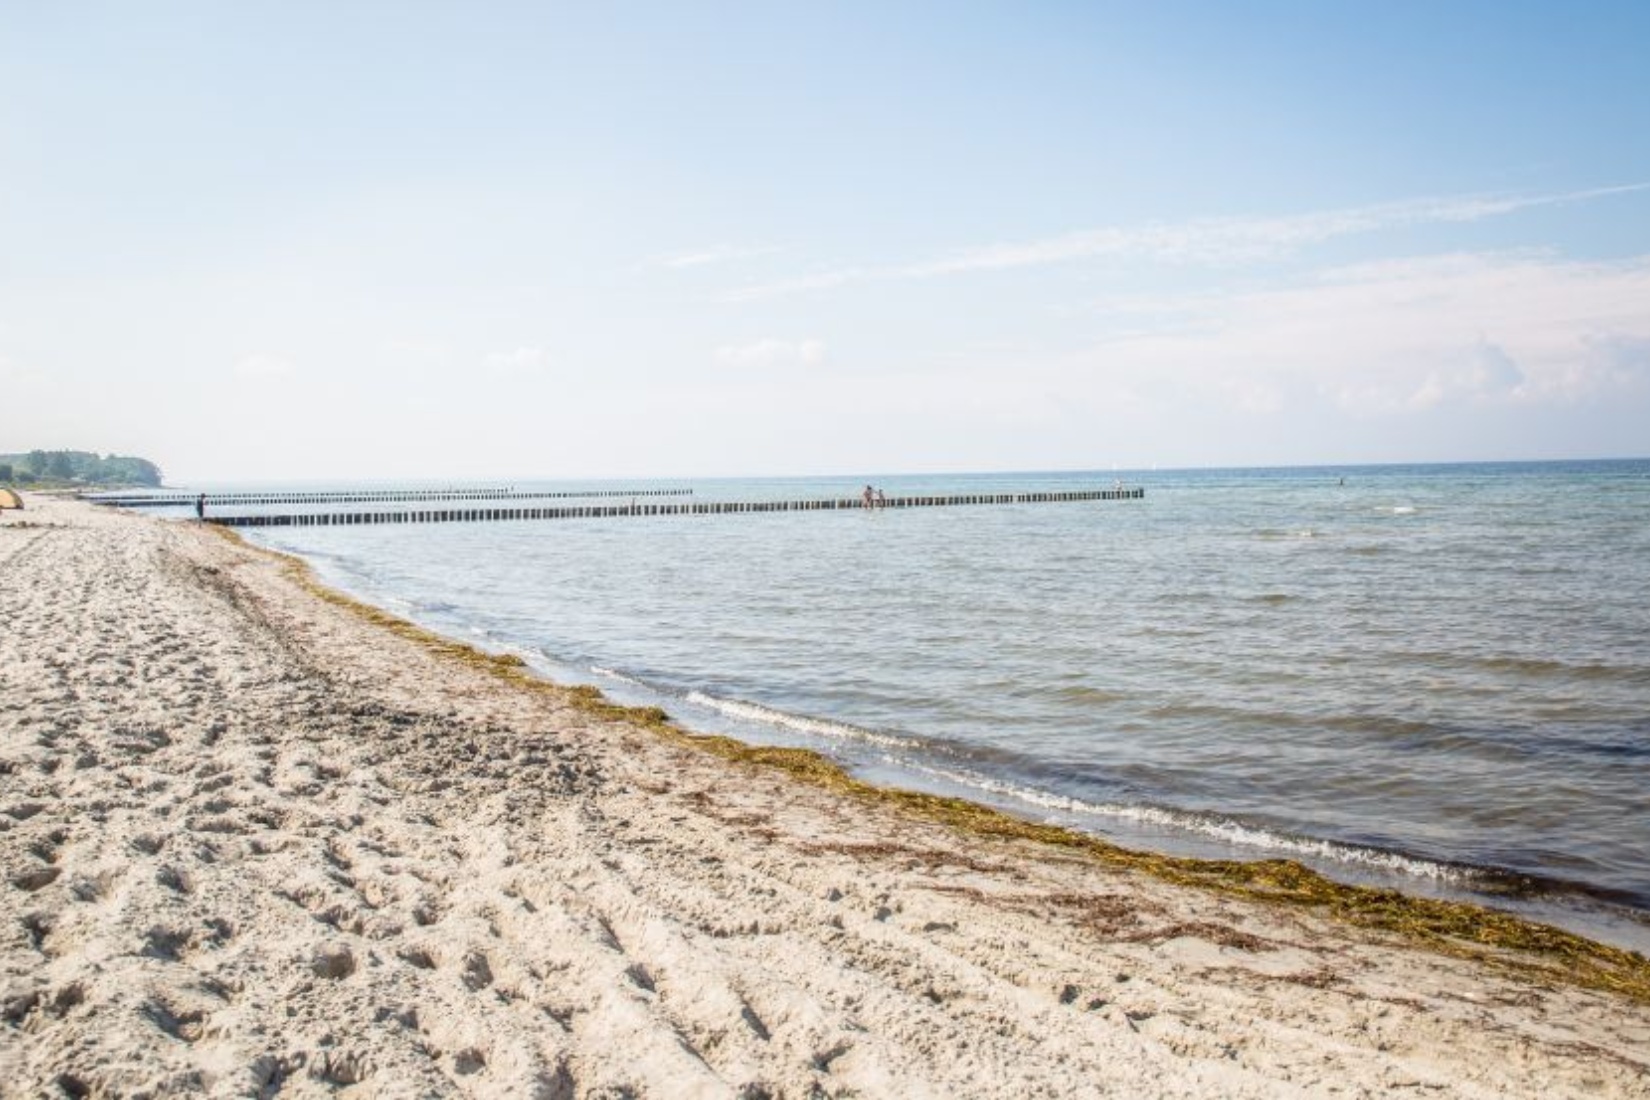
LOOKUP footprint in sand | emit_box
[11,866,61,892]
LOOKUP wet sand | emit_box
[1,496,1647,1097]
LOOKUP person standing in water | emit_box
[862,484,874,509]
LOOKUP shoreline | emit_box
[3,496,1648,1096]
[260,515,1650,956]
[246,525,1650,1002]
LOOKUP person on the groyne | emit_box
[863,485,874,509]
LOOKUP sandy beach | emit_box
[1,496,1647,1098]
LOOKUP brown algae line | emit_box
[199,521,1650,1004]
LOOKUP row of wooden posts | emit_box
[87,487,694,508]
[203,488,1144,528]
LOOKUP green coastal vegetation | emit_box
[0,449,162,489]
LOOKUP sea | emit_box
[139,460,1650,950]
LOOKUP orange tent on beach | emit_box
[0,488,23,510]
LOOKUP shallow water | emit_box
[206,461,1650,948]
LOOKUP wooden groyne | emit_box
[204,488,1143,528]
[88,487,694,508]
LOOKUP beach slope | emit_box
[1,498,1646,1097]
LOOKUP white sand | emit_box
[1,497,1646,1098]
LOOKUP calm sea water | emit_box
[202,461,1650,948]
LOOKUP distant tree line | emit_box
[0,450,163,487]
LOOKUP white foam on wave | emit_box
[498,641,541,665]
[591,665,647,688]
[902,762,1475,884]
[684,691,920,751]
[1390,505,1417,515]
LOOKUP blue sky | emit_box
[3,2,1648,481]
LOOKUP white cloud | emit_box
[1407,338,1526,411]
[484,346,548,376]
[382,338,448,358]
[713,338,827,368]
[1078,251,1650,414]
[726,184,1647,301]
[233,353,295,380]
[1580,333,1650,391]
[655,244,778,270]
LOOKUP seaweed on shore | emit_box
[667,733,1650,1003]
[204,522,1650,1005]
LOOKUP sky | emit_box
[3,1,1649,483]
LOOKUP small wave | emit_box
[591,665,648,688]
[1054,686,1128,705]
[1474,655,1649,683]
[1140,701,1439,741]
[1401,649,1650,686]
[902,763,1480,885]
[498,642,541,665]
[684,691,921,751]
[1390,506,1417,515]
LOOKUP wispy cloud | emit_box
[381,338,449,359]
[1077,250,1650,412]
[655,243,778,270]
[723,268,872,302]
[233,353,295,380]
[714,338,827,368]
[484,346,549,376]
[725,184,1647,302]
